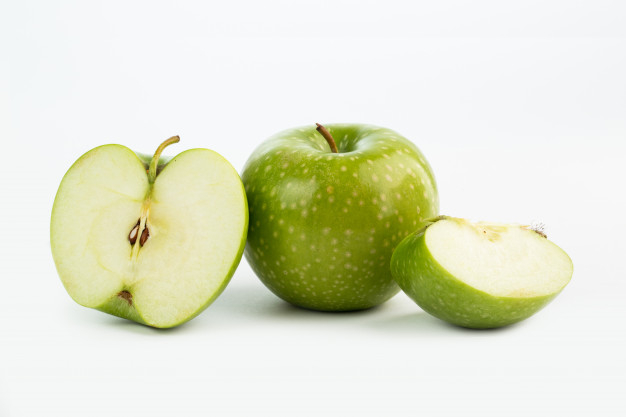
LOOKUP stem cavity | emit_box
[316,123,338,153]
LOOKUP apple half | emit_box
[390,216,573,329]
[51,137,248,328]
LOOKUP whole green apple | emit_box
[390,216,573,329]
[51,137,248,328]
[242,124,439,311]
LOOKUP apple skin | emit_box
[242,124,439,311]
[390,219,568,329]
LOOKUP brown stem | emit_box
[316,123,338,153]
[149,136,180,184]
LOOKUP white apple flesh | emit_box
[391,217,573,329]
[51,137,248,328]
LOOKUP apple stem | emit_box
[316,123,338,153]
[149,136,180,183]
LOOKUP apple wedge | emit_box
[51,137,248,328]
[390,216,573,329]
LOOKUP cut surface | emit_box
[425,219,572,298]
[51,145,247,327]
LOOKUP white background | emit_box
[1,1,625,416]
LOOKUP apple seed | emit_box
[128,220,140,245]
[140,225,150,246]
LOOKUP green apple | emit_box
[51,136,248,328]
[242,123,439,311]
[390,216,573,329]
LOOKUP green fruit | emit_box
[391,216,573,329]
[242,123,439,311]
[51,137,248,328]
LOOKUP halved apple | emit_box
[51,137,248,328]
[390,216,573,329]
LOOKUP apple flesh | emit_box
[391,216,573,329]
[242,124,439,311]
[51,137,248,328]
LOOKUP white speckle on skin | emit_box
[323,227,331,235]
[385,174,393,182]
[372,174,379,182]
[327,186,334,194]
[340,166,347,171]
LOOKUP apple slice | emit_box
[390,216,573,329]
[51,137,248,328]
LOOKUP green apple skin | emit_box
[242,124,439,311]
[390,219,569,329]
[51,144,248,328]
